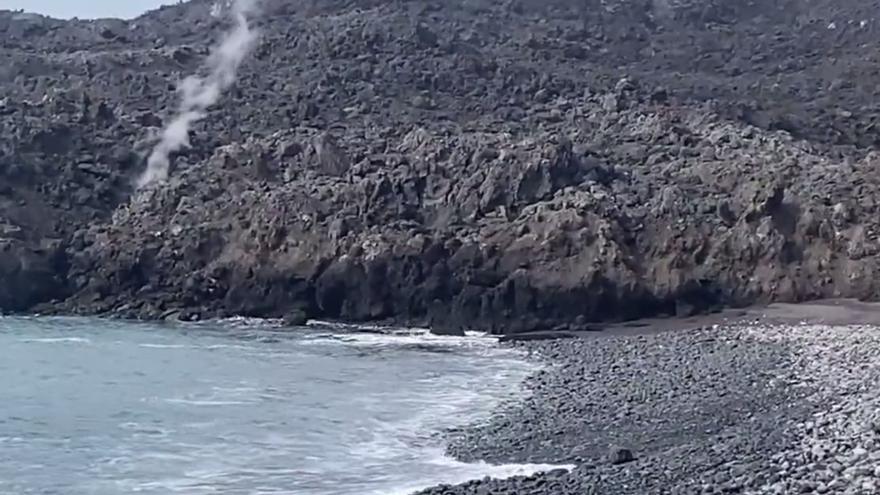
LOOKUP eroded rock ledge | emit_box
[4,0,880,333]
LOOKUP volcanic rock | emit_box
[3,1,880,333]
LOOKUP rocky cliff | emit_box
[4,0,880,333]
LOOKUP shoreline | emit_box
[6,301,880,493]
[417,301,880,494]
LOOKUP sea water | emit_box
[0,316,564,494]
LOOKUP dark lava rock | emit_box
[5,0,880,333]
[282,310,308,327]
[429,325,467,337]
[608,447,636,465]
[0,238,68,312]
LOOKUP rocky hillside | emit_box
[4,0,880,333]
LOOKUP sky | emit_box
[0,0,174,19]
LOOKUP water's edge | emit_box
[303,318,579,494]
[0,315,575,495]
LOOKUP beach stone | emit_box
[608,447,635,465]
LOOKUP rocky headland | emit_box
[5,0,880,334]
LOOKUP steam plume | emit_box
[137,0,260,188]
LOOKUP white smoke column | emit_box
[137,0,260,188]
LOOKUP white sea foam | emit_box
[212,316,284,328]
[138,343,188,349]
[301,325,497,349]
[377,453,576,495]
[339,339,568,495]
[307,319,432,333]
[163,398,254,406]
[20,337,91,344]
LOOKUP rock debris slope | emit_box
[4,0,880,331]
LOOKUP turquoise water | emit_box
[0,317,558,494]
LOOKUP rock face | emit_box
[0,239,67,312]
[4,0,880,331]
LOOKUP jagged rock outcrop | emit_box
[5,0,880,332]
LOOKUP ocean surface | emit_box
[0,316,564,495]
